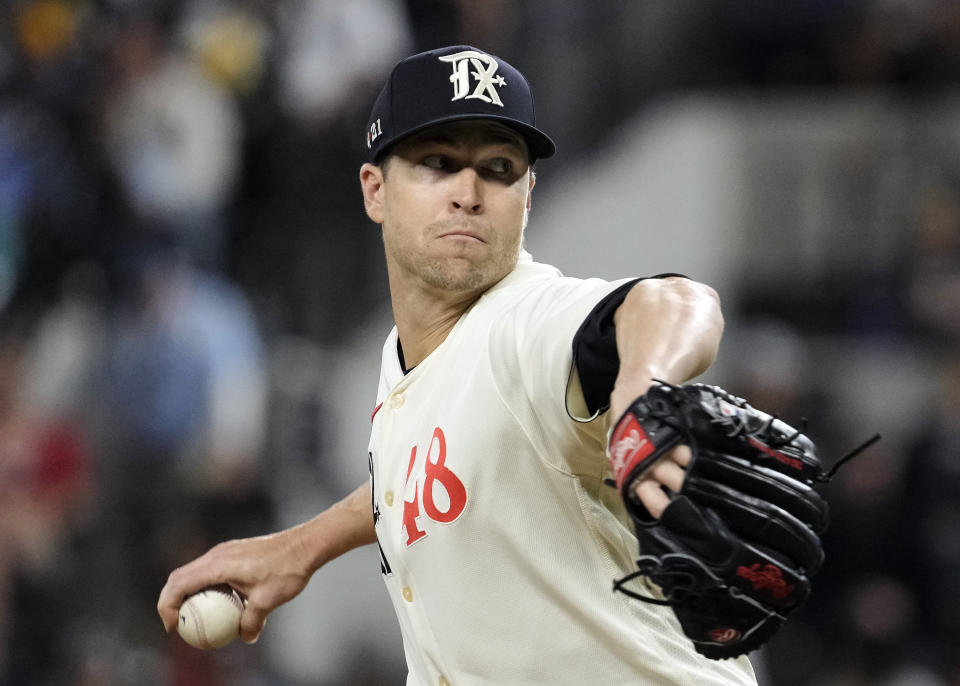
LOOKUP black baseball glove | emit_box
[606,381,860,660]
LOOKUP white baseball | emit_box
[177,585,244,650]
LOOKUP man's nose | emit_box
[449,167,482,214]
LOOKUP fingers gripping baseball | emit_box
[158,530,313,644]
[238,594,270,644]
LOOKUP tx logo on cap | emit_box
[439,50,506,107]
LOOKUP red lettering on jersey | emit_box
[421,427,467,524]
[406,445,417,483]
[401,427,468,547]
[371,402,383,423]
[402,481,428,546]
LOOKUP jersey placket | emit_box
[372,376,457,686]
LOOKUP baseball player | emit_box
[159,46,828,685]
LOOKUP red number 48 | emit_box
[402,427,467,546]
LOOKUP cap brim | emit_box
[372,113,556,162]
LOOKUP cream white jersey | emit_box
[367,253,756,686]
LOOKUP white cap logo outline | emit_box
[439,50,506,107]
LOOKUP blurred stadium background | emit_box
[1,1,959,684]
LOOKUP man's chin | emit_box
[421,269,488,293]
[419,258,504,294]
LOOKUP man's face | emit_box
[361,120,534,297]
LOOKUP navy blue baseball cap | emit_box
[364,45,556,162]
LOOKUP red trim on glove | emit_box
[609,413,657,490]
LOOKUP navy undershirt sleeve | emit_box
[571,274,687,416]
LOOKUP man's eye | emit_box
[486,158,512,174]
[422,155,452,170]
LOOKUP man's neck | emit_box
[390,284,481,369]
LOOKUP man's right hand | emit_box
[157,527,314,644]
[159,482,377,644]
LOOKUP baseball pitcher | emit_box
[158,45,856,686]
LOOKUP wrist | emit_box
[610,375,660,420]
[287,519,326,576]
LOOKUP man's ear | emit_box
[359,162,385,223]
[527,169,536,213]
[521,170,536,231]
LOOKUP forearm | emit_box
[610,277,723,418]
[292,481,377,574]
[158,481,377,639]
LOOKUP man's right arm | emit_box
[157,481,376,643]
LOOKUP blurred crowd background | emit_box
[2,0,960,684]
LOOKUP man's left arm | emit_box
[609,277,724,517]
[606,278,848,660]
[610,276,724,419]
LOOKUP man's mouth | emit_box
[439,230,484,243]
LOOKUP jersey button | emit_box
[401,586,413,602]
[389,393,405,409]
[384,490,394,506]
[439,678,451,686]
